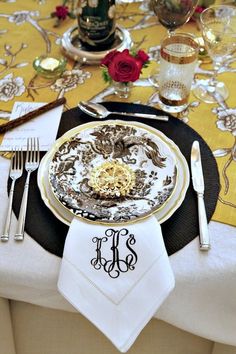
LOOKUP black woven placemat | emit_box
[10,102,220,257]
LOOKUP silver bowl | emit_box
[61,25,133,65]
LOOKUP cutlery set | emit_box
[1,138,40,242]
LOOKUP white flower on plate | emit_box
[0,74,25,101]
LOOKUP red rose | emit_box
[190,5,206,21]
[194,5,205,13]
[108,51,142,82]
[55,5,69,20]
[135,59,143,71]
[136,50,149,64]
[121,49,129,56]
[101,50,119,67]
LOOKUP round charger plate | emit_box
[38,120,189,225]
[61,25,133,65]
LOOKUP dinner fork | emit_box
[15,138,40,241]
[1,148,23,242]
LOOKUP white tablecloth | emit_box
[0,156,236,346]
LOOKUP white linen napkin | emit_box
[57,215,175,352]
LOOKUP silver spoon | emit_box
[78,101,169,121]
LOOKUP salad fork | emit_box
[15,138,40,241]
[1,148,23,242]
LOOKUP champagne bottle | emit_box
[77,0,116,51]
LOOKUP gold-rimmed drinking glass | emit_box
[158,33,199,113]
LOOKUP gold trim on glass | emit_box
[159,94,189,107]
[161,34,199,64]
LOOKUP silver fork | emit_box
[1,148,23,242]
[15,138,40,241]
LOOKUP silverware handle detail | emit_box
[14,172,31,241]
[113,112,169,121]
[1,180,15,242]
[197,192,210,251]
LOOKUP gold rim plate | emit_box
[37,120,189,225]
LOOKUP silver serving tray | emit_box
[61,25,133,65]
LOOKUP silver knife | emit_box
[191,140,210,251]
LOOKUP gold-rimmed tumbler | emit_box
[158,33,199,113]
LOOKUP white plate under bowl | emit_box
[37,120,189,225]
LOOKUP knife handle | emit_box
[197,192,210,251]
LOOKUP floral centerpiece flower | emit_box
[101,49,149,83]
[101,49,149,98]
[191,0,215,20]
[51,0,76,27]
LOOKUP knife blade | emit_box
[191,140,210,251]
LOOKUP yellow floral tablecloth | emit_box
[0,0,235,226]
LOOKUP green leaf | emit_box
[102,69,112,83]
[142,60,150,68]
[68,12,76,19]
[130,49,137,57]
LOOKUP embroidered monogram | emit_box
[91,236,107,270]
[91,228,138,279]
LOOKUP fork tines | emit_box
[26,137,40,170]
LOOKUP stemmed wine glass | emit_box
[193,5,236,103]
[151,0,199,36]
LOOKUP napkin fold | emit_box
[58,216,175,352]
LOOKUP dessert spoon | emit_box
[78,101,169,121]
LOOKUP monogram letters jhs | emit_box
[91,228,138,279]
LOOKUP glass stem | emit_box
[209,60,221,86]
[167,29,175,37]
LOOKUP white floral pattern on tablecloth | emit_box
[0,1,235,224]
[0,74,25,101]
